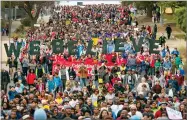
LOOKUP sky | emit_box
[59,1,121,6]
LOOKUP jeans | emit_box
[42,64,47,73]
[149,67,155,75]
[167,33,171,39]
[129,84,134,91]
[22,67,28,76]
[2,82,8,93]
[61,79,66,91]
[93,80,99,88]
[54,86,59,98]
[80,78,87,88]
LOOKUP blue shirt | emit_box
[53,77,62,87]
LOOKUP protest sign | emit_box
[166,107,183,120]
[4,37,160,57]
[34,24,40,27]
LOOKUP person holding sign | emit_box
[78,63,88,88]
[155,102,168,118]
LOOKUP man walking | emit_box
[165,25,172,39]
[1,69,10,93]
[159,33,166,47]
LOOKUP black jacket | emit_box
[7,58,18,68]
[1,70,10,83]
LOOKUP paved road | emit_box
[1,14,185,94]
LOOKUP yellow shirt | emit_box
[42,105,50,110]
[120,66,126,71]
[55,98,63,104]
[92,38,99,45]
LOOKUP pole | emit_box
[15,6,17,20]
[160,5,163,26]
[9,1,11,45]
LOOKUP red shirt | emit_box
[136,55,144,64]
[111,77,121,85]
[175,74,184,86]
[27,73,36,85]
[155,110,162,118]
[150,58,155,68]
[117,57,127,65]
[84,57,94,65]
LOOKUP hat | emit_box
[22,115,30,120]
[63,97,70,102]
[34,109,47,120]
[138,92,144,95]
[169,83,172,86]
[145,104,150,108]
[108,88,114,92]
[64,105,72,109]
[159,102,168,106]
[130,115,141,120]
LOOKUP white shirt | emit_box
[111,104,123,116]
[168,89,173,97]
[69,99,78,108]
[72,86,81,91]
[105,93,115,101]
[128,111,143,119]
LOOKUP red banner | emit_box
[52,60,118,76]
[52,54,127,76]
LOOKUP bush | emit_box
[21,17,31,26]
[175,7,187,32]
[15,25,24,33]
[11,32,25,38]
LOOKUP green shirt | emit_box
[175,57,181,65]
[155,61,161,68]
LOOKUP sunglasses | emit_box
[131,109,136,111]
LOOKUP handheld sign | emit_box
[34,24,40,27]
[166,107,183,120]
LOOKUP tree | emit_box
[121,1,155,17]
[157,1,186,14]
[175,7,187,32]
[2,1,54,27]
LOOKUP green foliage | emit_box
[175,7,187,32]
[2,1,54,27]
[15,24,24,33]
[158,1,186,8]
[20,17,31,26]
[1,20,6,28]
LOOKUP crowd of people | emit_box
[1,3,187,120]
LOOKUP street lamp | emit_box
[9,1,12,45]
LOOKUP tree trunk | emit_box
[31,18,37,30]
[171,7,175,14]
[147,6,153,17]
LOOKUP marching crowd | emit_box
[1,3,187,120]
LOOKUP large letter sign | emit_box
[131,37,144,52]
[29,41,40,55]
[67,40,77,55]
[149,39,160,54]
[86,40,95,55]
[4,38,161,57]
[4,43,22,57]
[52,39,64,54]
[115,39,125,52]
